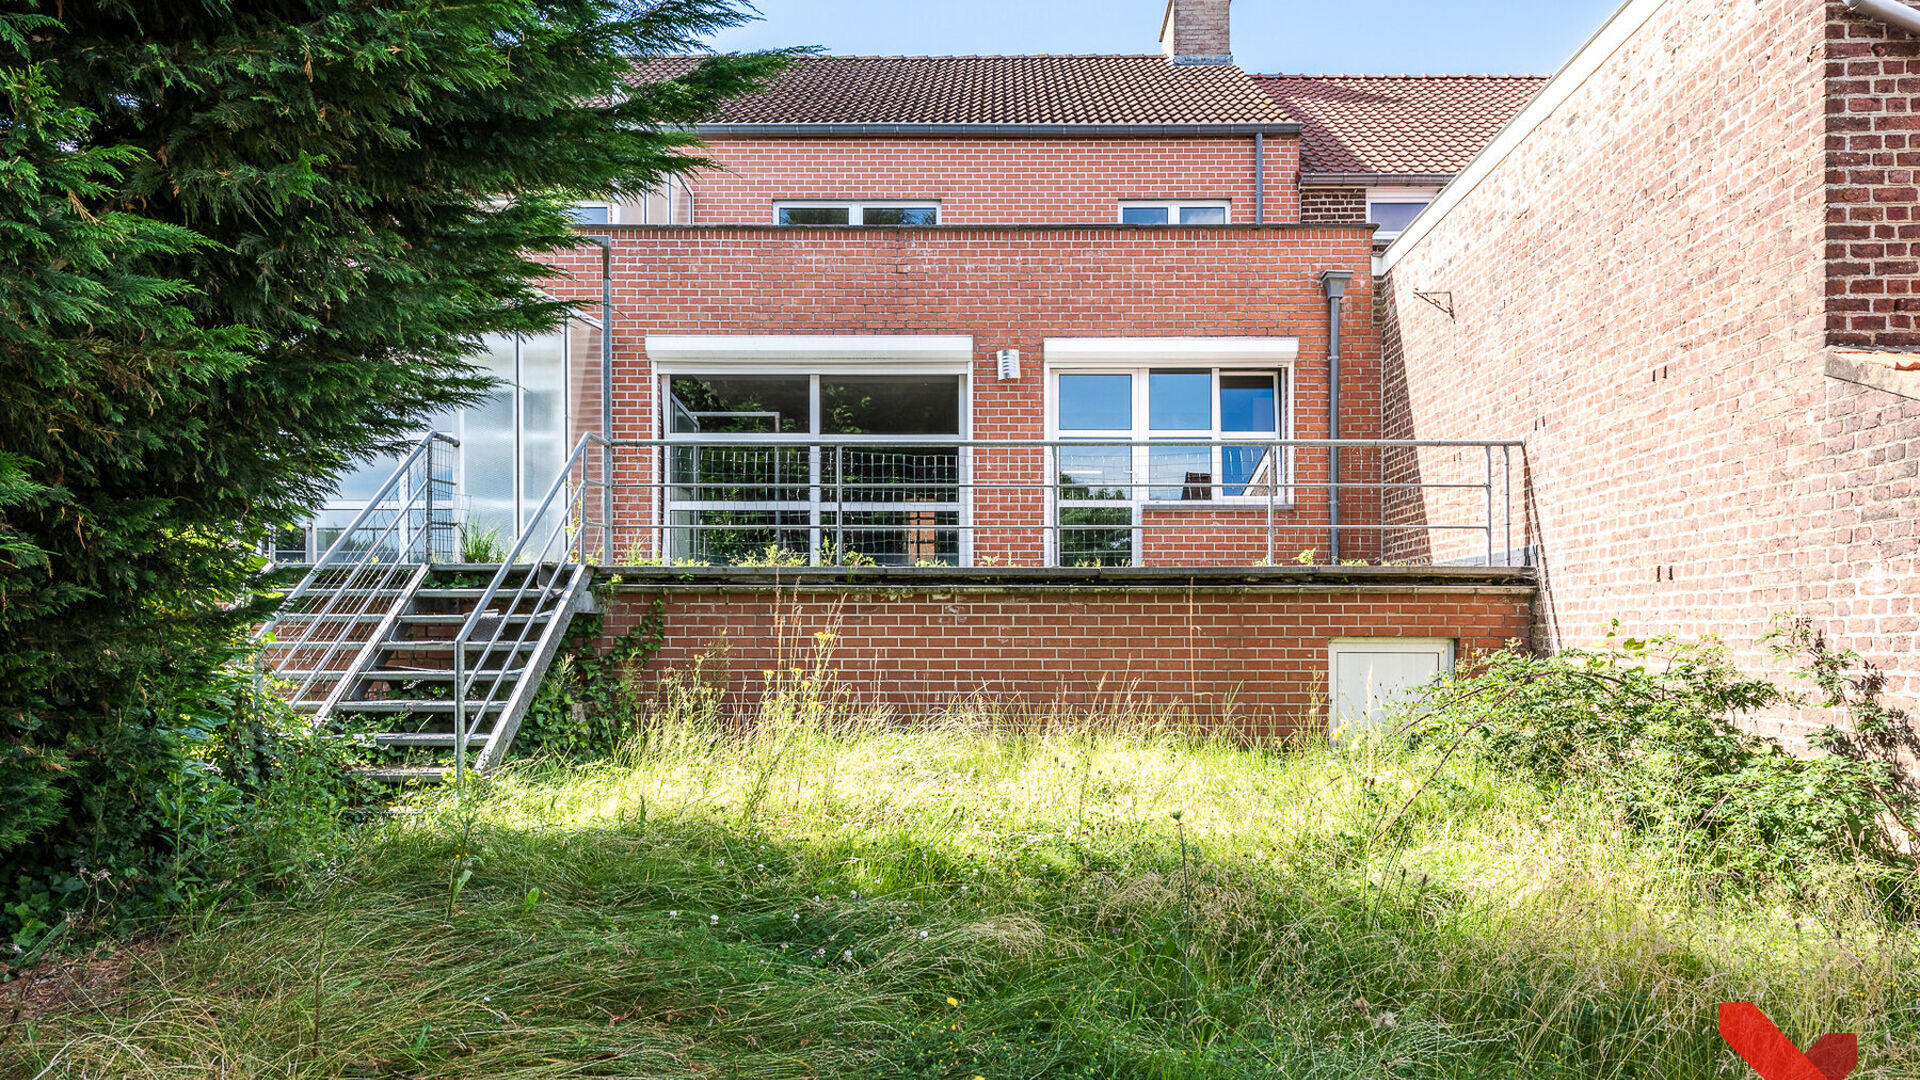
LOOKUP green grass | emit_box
[7,683,1918,1079]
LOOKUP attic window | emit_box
[1366,189,1440,240]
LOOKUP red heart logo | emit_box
[1719,1003,1857,1080]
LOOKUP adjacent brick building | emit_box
[1379,0,1920,727]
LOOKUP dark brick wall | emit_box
[1302,187,1366,224]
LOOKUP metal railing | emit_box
[257,433,458,708]
[558,437,1526,571]
[449,434,607,781]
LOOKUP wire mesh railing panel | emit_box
[590,438,1525,570]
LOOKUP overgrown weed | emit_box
[7,635,1919,1078]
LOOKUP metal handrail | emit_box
[590,435,1521,571]
[258,431,459,638]
[257,432,458,707]
[449,433,608,783]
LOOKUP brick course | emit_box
[1380,0,1920,725]
[1301,187,1367,225]
[600,579,1533,736]
[687,135,1300,225]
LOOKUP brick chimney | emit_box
[1160,0,1232,65]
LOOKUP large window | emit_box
[775,202,941,226]
[278,330,573,563]
[1119,201,1231,225]
[1052,366,1287,565]
[664,372,965,565]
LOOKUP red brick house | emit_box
[1379,0,1920,735]
[265,0,1546,771]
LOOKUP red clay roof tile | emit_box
[640,55,1289,127]
[1254,74,1545,175]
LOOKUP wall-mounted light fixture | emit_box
[996,349,1022,381]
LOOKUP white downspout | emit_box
[1846,0,1920,35]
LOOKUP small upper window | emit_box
[1120,201,1230,226]
[565,203,615,225]
[1366,191,1439,240]
[776,202,940,226]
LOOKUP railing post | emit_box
[834,445,845,564]
[1484,444,1496,568]
[808,444,822,567]
[1503,444,1514,568]
[602,440,614,565]
[1047,444,1058,568]
[452,639,467,791]
[1266,440,1277,566]
[1328,441,1342,564]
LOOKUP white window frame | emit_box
[773,201,942,226]
[1043,339,1297,567]
[648,336,974,566]
[1327,638,1455,738]
[566,201,619,226]
[1118,200,1232,225]
[1364,188,1441,242]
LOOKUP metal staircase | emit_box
[259,432,603,783]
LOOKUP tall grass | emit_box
[7,654,1917,1079]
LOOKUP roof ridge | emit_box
[1255,72,1549,81]
[793,53,1171,61]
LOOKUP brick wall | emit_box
[1301,187,1366,225]
[683,135,1301,225]
[547,224,1380,565]
[1827,4,1920,345]
[1379,0,1920,725]
[600,578,1534,736]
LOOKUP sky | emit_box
[704,0,1628,77]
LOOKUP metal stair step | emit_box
[398,612,555,626]
[364,732,490,748]
[373,640,541,653]
[333,699,511,714]
[352,766,451,785]
[411,588,554,602]
[359,668,526,682]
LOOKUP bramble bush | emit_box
[1406,620,1919,898]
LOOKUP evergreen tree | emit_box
[0,0,784,931]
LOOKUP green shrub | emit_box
[514,600,670,760]
[1408,625,1917,897]
[0,652,374,953]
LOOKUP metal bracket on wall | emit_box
[1414,290,1455,319]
